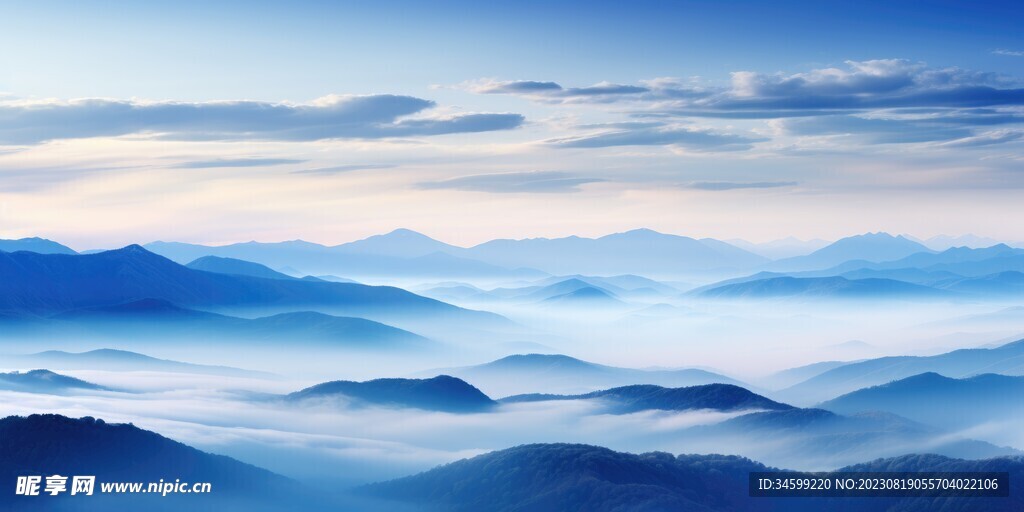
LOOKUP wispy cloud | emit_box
[417,171,604,193]
[175,158,306,169]
[291,164,397,175]
[993,49,1024,57]
[686,181,797,191]
[0,94,525,144]
[547,125,764,151]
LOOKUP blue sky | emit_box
[1,0,1022,248]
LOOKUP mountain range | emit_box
[776,338,1024,405]
[819,372,1024,429]
[0,414,320,512]
[8,298,435,350]
[500,383,792,414]
[419,354,744,397]
[0,245,505,333]
[10,348,274,378]
[287,375,496,412]
[0,369,108,394]
[361,443,1024,512]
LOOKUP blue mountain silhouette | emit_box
[287,375,496,412]
[0,246,506,329]
[0,369,107,393]
[779,337,1024,404]
[819,372,1024,429]
[500,383,793,413]
[425,354,743,396]
[361,443,1024,512]
[0,414,320,512]
[0,237,76,254]
[46,299,434,349]
[186,255,298,280]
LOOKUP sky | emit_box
[1,0,1023,249]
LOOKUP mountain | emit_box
[938,271,1024,295]
[0,246,505,329]
[696,276,948,300]
[758,361,853,390]
[186,255,297,280]
[539,286,626,307]
[533,274,679,296]
[726,236,831,260]
[819,372,1024,429]
[41,299,434,350]
[922,234,1008,251]
[362,443,1024,512]
[0,369,107,393]
[11,348,273,378]
[334,228,462,258]
[701,408,1018,468]
[0,414,317,512]
[501,384,792,414]
[818,244,1024,277]
[778,338,1024,405]
[424,354,744,397]
[287,375,496,412]
[144,236,544,280]
[768,233,932,272]
[0,237,77,254]
[361,443,778,512]
[463,229,767,277]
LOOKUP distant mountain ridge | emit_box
[0,369,107,393]
[501,383,792,413]
[819,372,1024,429]
[36,298,435,350]
[0,237,77,255]
[0,246,504,330]
[13,348,273,378]
[778,338,1024,405]
[424,354,744,397]
[287,375,496,412]
[767,233,932,272]
[186,255,299,280]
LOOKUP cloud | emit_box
[0,94,525,144]
[993,49,1024,57]
[469,60,1024,117]
[417,171,604,193]
[175,158,306,169]
[291,164,397,175]
[687,181,797,191]
[936,130,1024,148]
[547,125,764,151]
[783,115,975,144]
[469,80,648,103]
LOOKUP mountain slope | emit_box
[362,443,1024,512]
[696,276,947,299]
[427,354,743,397]
[43,299,434,349]
[186,255,298,280]
[501,384,792,413]
[0,237,77,255]
[0,414,316,511]
[12,348,272,378]
[287,375,496,412]
[778,338,1024,405]
[0,246,505,329]
[819,372,1024,428]
[464,229,767,276]
[768,233,931,272]
[0,369,107,393]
